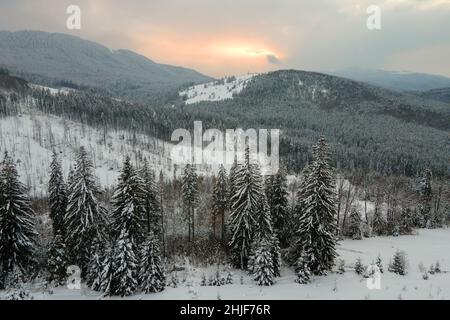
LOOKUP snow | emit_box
[179,74,257,105]
[29,84,73,95]
[3,228,449,300]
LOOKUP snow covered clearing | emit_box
[5,228,449,300]
[179,74,257,105]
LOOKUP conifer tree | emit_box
[65,147,108,272]
[252,238,275,286]
[354,257,365,275]
[46,234,69,285]
[139,232,166,293]
[212,165,229,241]
[372,207,387,236]
[140,159,161,236]
[347,206,362,240]
[86,237,105,291]
[265,167,289,247]
[376,255,384,273]
[295,253,311,284]
[111,156,146,245]
[0,152,37,289]
[48,151,68,236]
[111,229,138,297]
[98,244,114,295]
[228,147,267,269]
[182,164,199,243]
[418,169,433,228]
[294,136,338,275]
[400,208,414,235]
[390,250,407,275]
[337,259,345,274]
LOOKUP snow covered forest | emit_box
[0,66,449,300]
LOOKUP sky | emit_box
[1,0,449,77]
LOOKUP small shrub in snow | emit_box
[240,275,244,285]
[429,264,435,275]
[225,271,233,285]
[200,273,207,286]
[337,259,345,274]
[390,250,408,275]
[376,255,384,273]
[3,268,32,300]
[434,261,441,273]
[295,254,311,284]
[354,257,365,275]
[423,271,429,280]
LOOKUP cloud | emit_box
[266,54,281,65]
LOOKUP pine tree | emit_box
[46,234,69,285]
[140,159,162,236]
[111,156,146,245]
[111,229,138,297]
[372,207,387,236]
[434,261,441,273]
[418,169,433,228]
[225,271,233,284]
[228,147,267,269]
[0,152,37,289]
[376,255,384,273]
[200,273,207,286]
[347,206,363,240]
[337,259,345,274]
[48,151,68,236]
[294,136,338,275]
[354,257,365,275]
[182,164,199,243]
[139,232,166,294]
[98,244,114,295]
[295,253,311,284]
[390,250,407,275]
[86,237,105,291]
[252,238,275,286]
[212,165,229,241]
[65,147,108,272]
[265,167,290,247]
[3,267,32,300]
[270,235,282,277]
[400,208,414,235]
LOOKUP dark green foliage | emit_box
[182,164,199,243]
[48,151,68,236]
[252,238,275,286]
[390,250,408,275]
[139,232,166,294]
[46,234,68,285]
[0,152,37,288]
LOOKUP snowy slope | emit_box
[0,111,176,197]
[4,228,450,300]
[179,74,257,104]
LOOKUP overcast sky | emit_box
[1,0,449,77]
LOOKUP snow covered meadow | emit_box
[3,228,448,300]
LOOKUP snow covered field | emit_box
[179,74,257,105]
[6,228,449,300]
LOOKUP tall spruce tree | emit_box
[418,169,433,228]
[139,232,166,293]
[0,152,37,289]
[212,165,229,241]
[294,136,338,275]
[65,147,108,273]
[347,206,363,240]
[48,151,68,236]
[46,233,68,285]
[140,159,161,236]
[111,229,138,296]
[265,167,289,247]
[372,207,387,236]
[252,238,275,286]
[228,147,267,269]
[182,164,199,243]
[111,157,146,244]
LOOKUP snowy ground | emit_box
[179,74,257,105]
[5,228,449,300]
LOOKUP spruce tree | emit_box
[400,208,414,235]
[111,156,146,245]
[295,253,311,284]
[48,151,68,236]
[252,238,275,286]
[65,147,108,273]
[354,257,365,275]
[347,206,363,240]
[139,232,166,294]
[372,207,387,236]
[86,237,105,291]
[376,255,384,273]
[212,165,229,241]
[111,229,138,297]
[265,167,289,247]
[294,136,338,275]
[46,234,69,285]
[140,159,161,236]
[391,250,407,275]
[182,164,199,243]
[418,169,433,228]
[228,147,266,269]
[0,152,37,289]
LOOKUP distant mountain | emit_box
[0,30,212,103]
[414,87,450,104]
[180,70,450,176]
[331,67,450,92]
